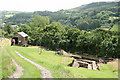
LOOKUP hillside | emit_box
[67,2,118,12]
[0,11,22,23]
[3,1,120,30]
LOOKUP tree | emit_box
[50,22,65,32]
[99,37,118,58]
[40,24,63,50]
[66,28,81,52]
[30,15,50,29]
[18,24,31,34]
[4,24,13,34]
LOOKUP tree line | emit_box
[3,2,119,30]
[1,2,120,58]
[2,15,119,58]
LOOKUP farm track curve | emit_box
[5,49,24,78]
[12,48,53,78]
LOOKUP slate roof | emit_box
[18,32,28,37]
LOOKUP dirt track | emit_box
[5,49,24,78]
[13,49,53,78]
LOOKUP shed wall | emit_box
[13,33,28,46]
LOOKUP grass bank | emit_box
[1,39,16,78]
[14,46,75,78]
[3,39,42,78]
[0,42,2,79]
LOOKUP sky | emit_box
[0,0,116,12]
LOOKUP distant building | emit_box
[102,28,110,30]
[10,25,19,30]
[88,31,91,33]
[12,32,28,46]
[0,22,5,26]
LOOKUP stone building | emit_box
[12,32,28,46]
[68,55,99,70]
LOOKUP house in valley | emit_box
[10,25,19,30]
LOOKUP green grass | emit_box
[13,46,74,78]
[1,41,16,78]
[0,43,2,79]
[3,39,42,78]
[13,46,118,78]
[0,29,2,34]
[2,49,16,78]
[110,23,119,32]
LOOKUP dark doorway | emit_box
[12,37,18,45]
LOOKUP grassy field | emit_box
[13,46,74,78]
[110,23,119,32]
[5,15,13,18]
[2,39,42,78]
[1,48,16,78]
[13,45,118,78]
[1,39,118,78]
[1,39,16,78]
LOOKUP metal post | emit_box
[39,48,41,55]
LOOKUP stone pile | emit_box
[68,55,99,70]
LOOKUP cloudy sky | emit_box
[0,0,116,12]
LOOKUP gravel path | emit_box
[14,49,53,78]
[5,49,24,78]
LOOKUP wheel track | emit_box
[5,49,24,78]
[13,49,53,78]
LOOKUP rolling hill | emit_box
[2,1,120,30]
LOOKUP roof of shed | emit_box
[18,32,28,37]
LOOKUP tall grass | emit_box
[2,49,16,78]
[1,41,16,78]
[108,59,118,76]
[2,39,42,78]
[4,42,41,78]
[0,44,2,79]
